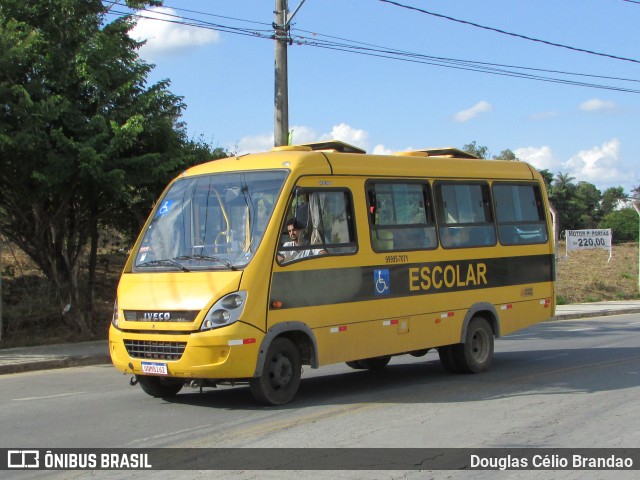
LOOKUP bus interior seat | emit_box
[372,230,393,250]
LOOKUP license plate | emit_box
[141,362,168,375]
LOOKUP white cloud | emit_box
[580,99,617,112]
[515,146,561,172]
[319,123,369,150]
[515,139,637,191]
[372,144,393,155]
[454,101,493,122]
[235,132,273,154]
[130,7,220,58]
[288,126,318,145]
[565,139,622,184]
[235,123,372,154]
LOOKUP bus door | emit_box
[267,183,365,363]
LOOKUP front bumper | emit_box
[109,322,263,379]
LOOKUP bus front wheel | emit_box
[136,375,184,398]
[250,337,301,405]
[453,317,494,373]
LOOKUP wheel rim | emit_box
[470,327,490,364]
[267,352,293,390]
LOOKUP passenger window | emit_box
[493,183,548,245]
[277,189,357,263]
[367,182,437,251]
[435,182,496,248]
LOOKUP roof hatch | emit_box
[393,148,479,159]
[297,140,366,154]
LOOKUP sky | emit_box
[111,0,640,194]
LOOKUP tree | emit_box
[493,149,518,161]
[537,169,554,190]
[0,0,225,334]
[599,208,639,243]
[574,181,601,229]
[548,173,580,232]
[600,186,626,218]
[462,141,489,159]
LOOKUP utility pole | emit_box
[274,0,289,147]
[274,0,307,147]
[633,200,640,293]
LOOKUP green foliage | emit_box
[537,169,554,189]
[0,0,227,333]
[462,141,489,159]
[601,186,626,217]
[493,149,518,161]
[574,181,601,228]
[599,208,639,243]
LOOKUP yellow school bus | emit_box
[109,140,556,405]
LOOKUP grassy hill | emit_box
[556,241,638,304]
[1,241,638,347]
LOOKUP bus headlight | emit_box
[112,300,120,329]
[201,291,247,331]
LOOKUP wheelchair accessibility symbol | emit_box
[374,269,390,295]
[157,200,174,217]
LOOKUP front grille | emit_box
[123,310,198,322]
[124,340,187,361]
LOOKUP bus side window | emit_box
[278,189,357,263]
[367,181,437,252]
[435,182,497,248]
[493,183,548,245]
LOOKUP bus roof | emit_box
[182,140,538,182]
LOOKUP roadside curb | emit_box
[553,307,640,321]
[1,305,640,376]
[0,354,112,375]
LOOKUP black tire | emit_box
[438,345,461,373]
[410,349,430,358]
[136,375,184,398]
[250,337,301,405]
[453,317,494,373]
[358,356,391,370]
[346,360,365,369]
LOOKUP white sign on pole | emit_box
[565,229,612,260]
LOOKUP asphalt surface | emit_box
[1,300,640,375]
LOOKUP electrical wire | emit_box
[105,2,640,94]
[290,27,640,85]
[378,0,640,65]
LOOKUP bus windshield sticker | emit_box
[157,200,174,217]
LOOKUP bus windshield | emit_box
[134,170,288,271]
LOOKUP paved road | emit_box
[1,300,640,375]
[1,312,639,479]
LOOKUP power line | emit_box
[291,27,640,86]
[378,0,640,65]
[294,35,640,94]
[106,3,640,94]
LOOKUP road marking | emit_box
[13,392,86,402]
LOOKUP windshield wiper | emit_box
[136,259,190,272]
[173,255,238,271]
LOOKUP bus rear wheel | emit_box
[250,337,301,405]
[136,375,184,398]
[346,360,364,369]
[453,317,494,373]
[346,356,391,370]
